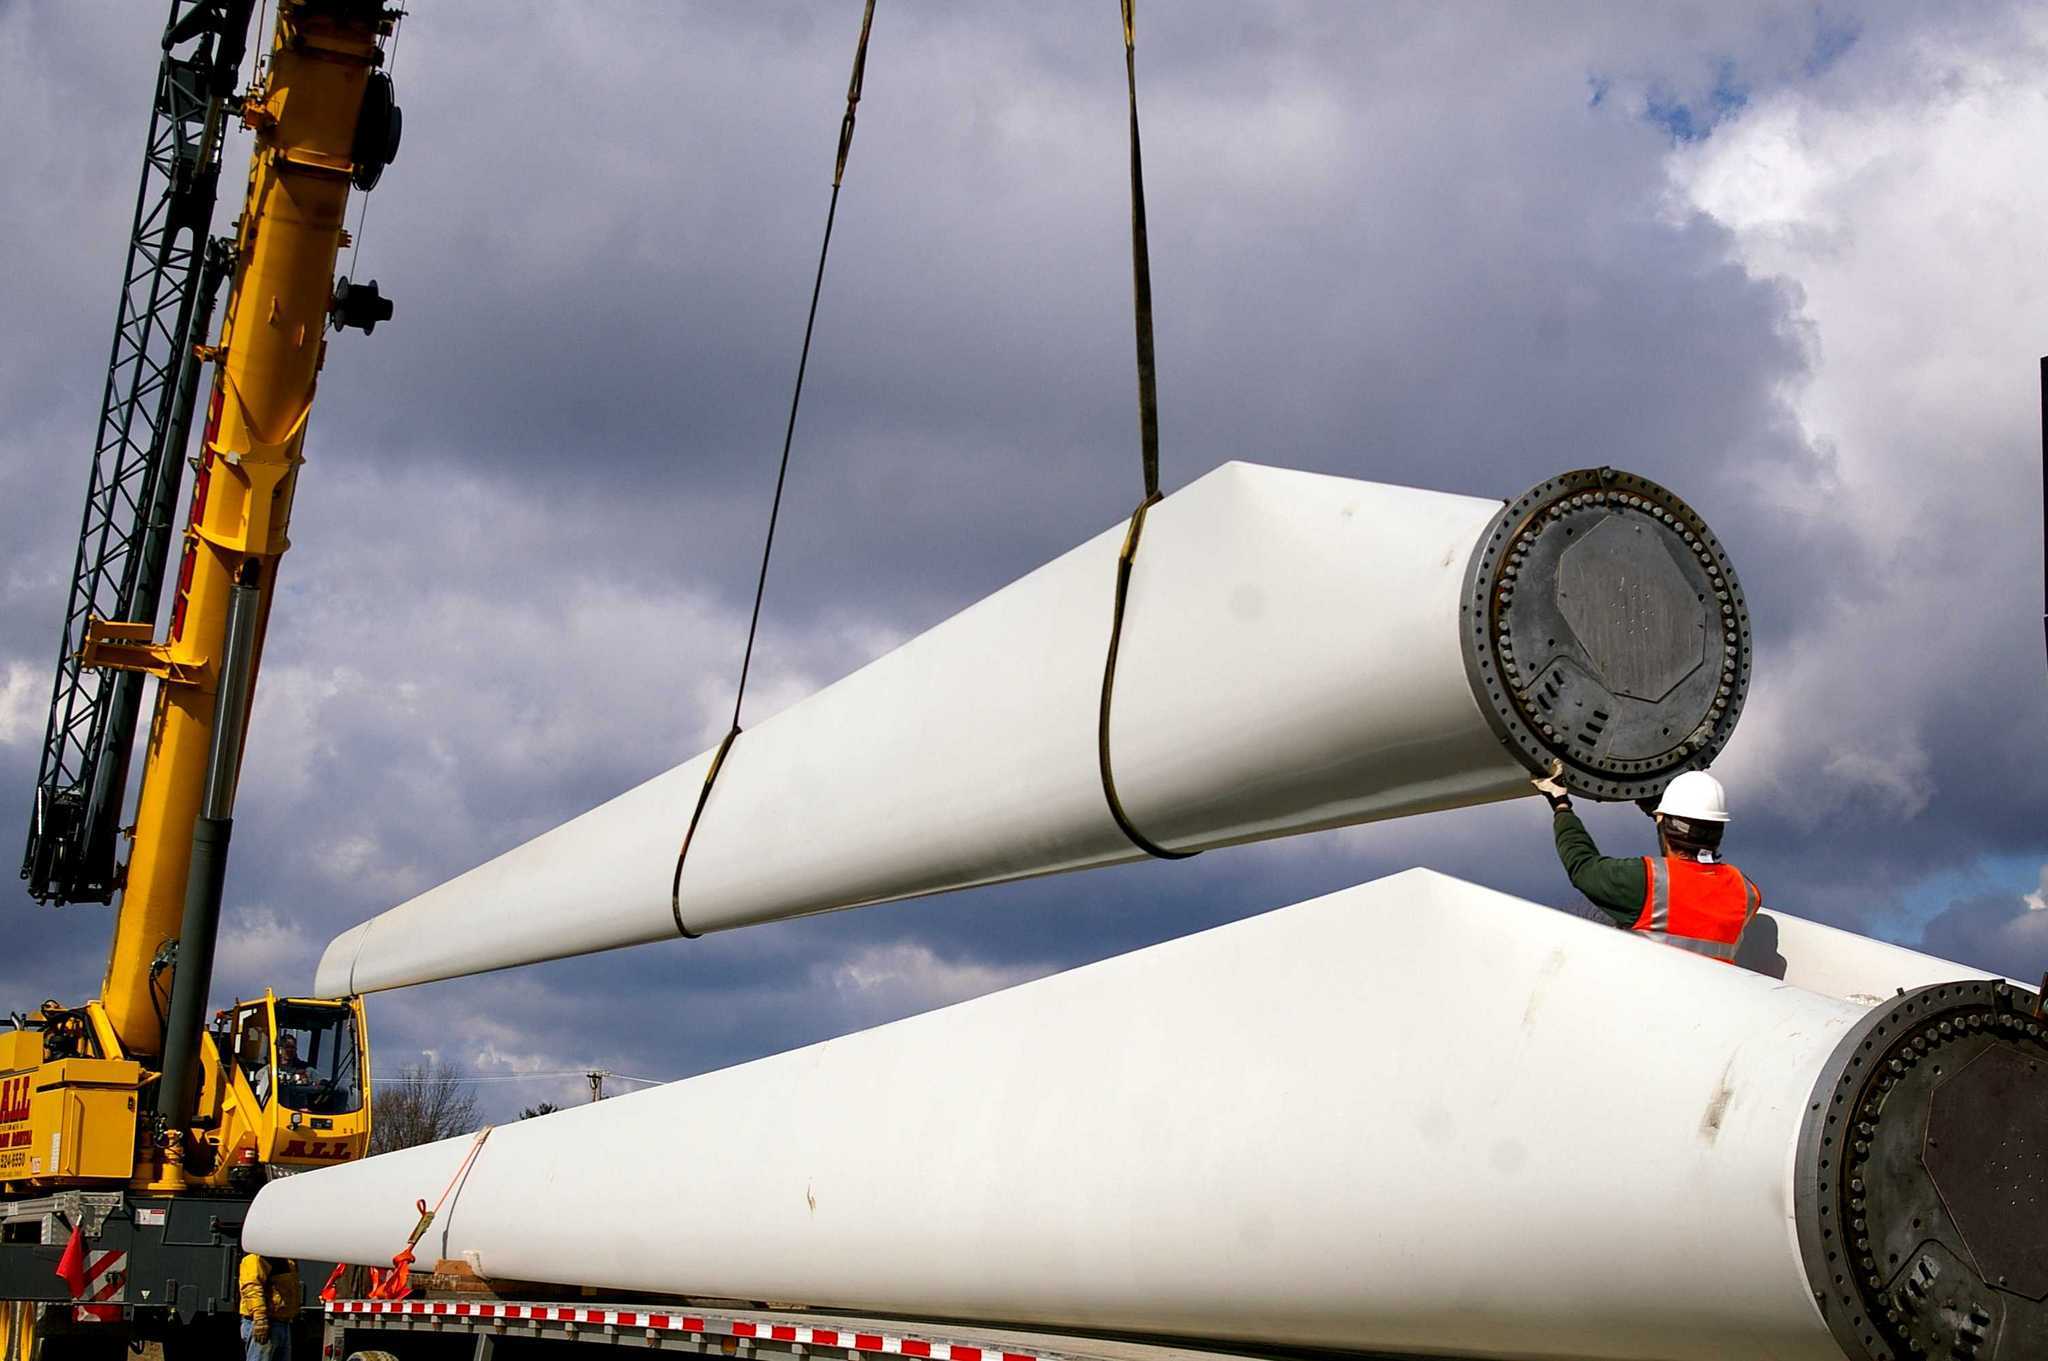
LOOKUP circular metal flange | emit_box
[1795,980,2048,1361]
[1458,467,1751,801]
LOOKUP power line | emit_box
[604,1072,665,1088]
[369,1069,675,1087]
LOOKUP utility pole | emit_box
[586,1070,607,1103]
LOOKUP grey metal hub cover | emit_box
[1459,467,1751,800]
[1795,980,2048,1361]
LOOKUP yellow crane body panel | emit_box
[0,1035,44,1074]
[0,1057,141,1188]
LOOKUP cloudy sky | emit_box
[2,1,2045,1118]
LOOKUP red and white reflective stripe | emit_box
[82,1249,126,1303]
[324,1299,1057,1361]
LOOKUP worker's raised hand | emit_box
[1531,760,1570,808]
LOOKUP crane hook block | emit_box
[330,277,393,336]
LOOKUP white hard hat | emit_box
[1655,770,1729,823]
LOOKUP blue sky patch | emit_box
[1805,13,1862,77]
[1645,59,1750,144]
[1893,852,2044,938]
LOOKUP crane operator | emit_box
[1531,765,1762,962]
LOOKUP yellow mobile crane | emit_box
[5,1,399,1352]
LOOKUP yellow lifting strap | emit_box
[1099,0,1196,862]
[672,1,880,938]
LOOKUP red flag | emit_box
[54,1225,86,1298]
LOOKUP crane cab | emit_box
[210,991,372,1178]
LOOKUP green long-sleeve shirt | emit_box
[1552,808,1647,929]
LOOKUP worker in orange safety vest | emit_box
[1531,766,1762,962]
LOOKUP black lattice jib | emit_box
[23,0,251,905]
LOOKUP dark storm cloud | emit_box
[287,2,1853,614]
[3,2,2046,1114]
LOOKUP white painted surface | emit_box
[258,869,1867,1361]
[1752,906,1997,1003]
[317,463,1530,996]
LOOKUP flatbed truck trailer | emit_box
[317,1297,1417,1361]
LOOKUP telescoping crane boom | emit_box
[2,1,400,1352]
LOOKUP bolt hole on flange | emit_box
[1459,468,1751,801]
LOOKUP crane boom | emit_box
[84,0,398,1065]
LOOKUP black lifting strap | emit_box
[1098,0,1196,863]
[672,0,879,939]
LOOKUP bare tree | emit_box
[371,1057,481,1154]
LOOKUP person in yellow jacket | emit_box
[238,1252,301,1360]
